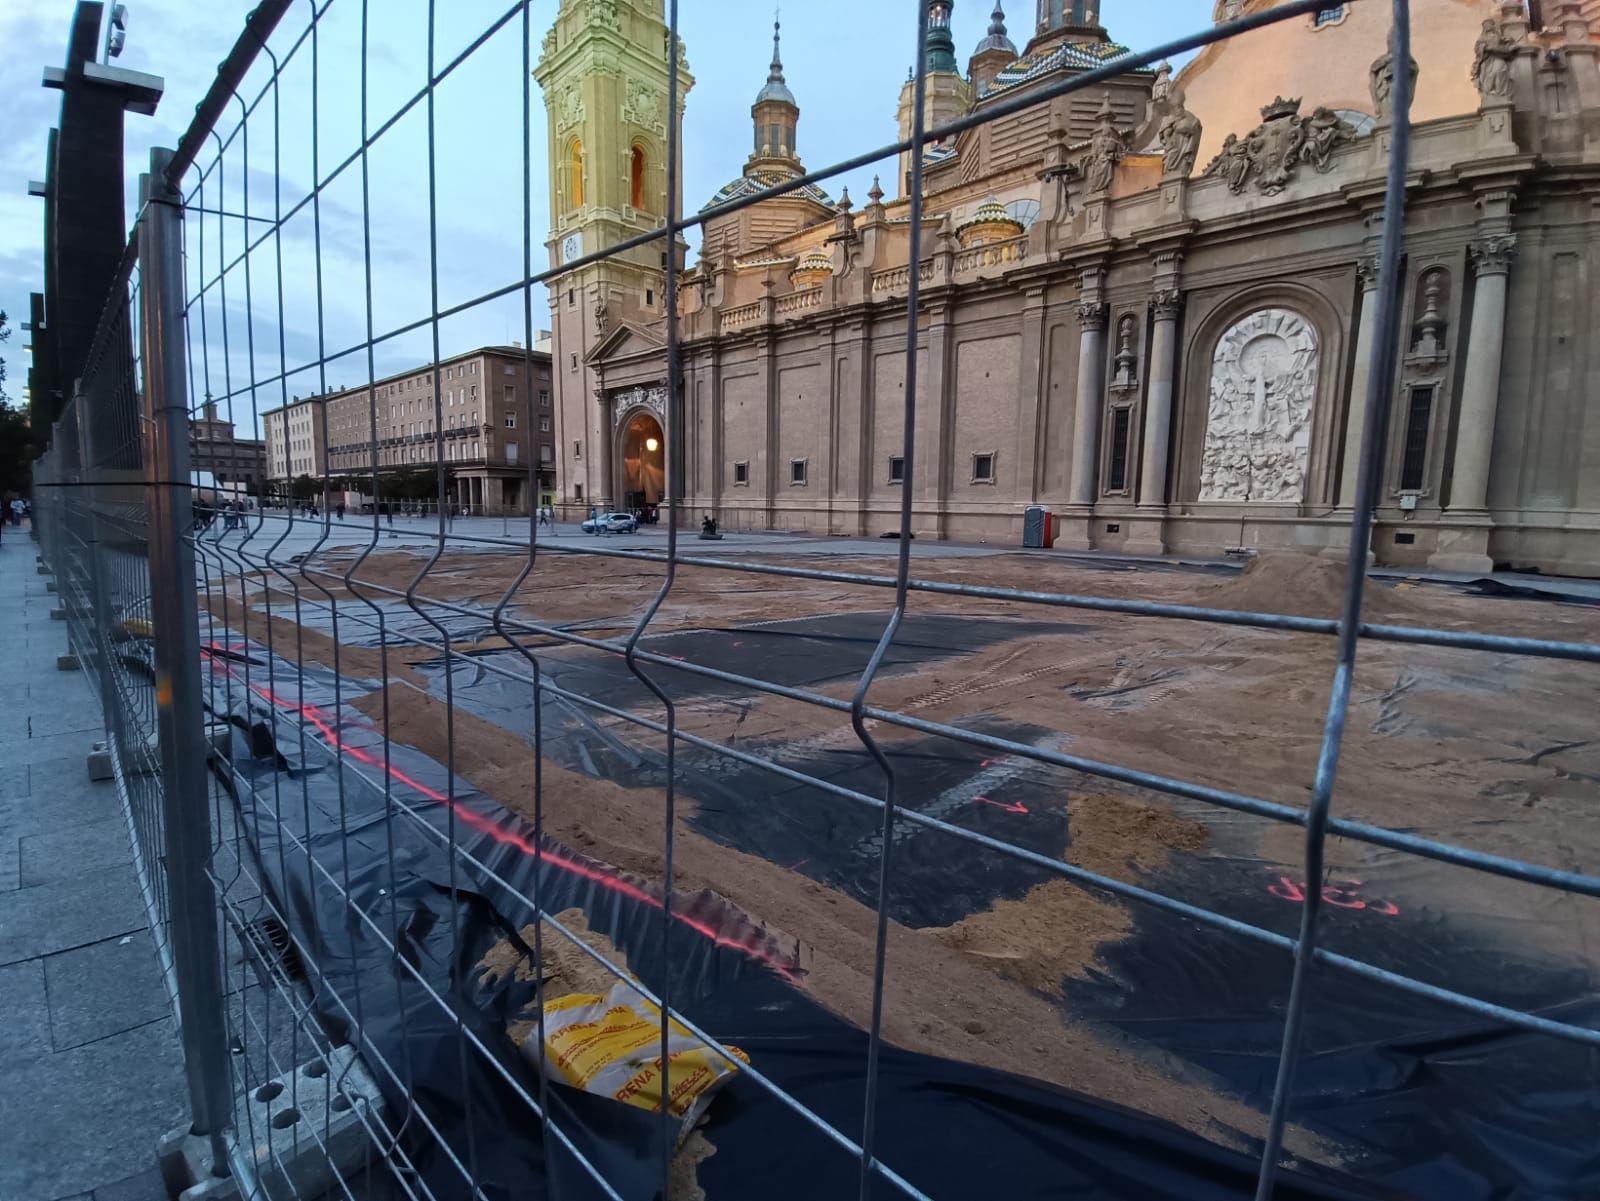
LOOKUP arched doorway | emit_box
[618,409,664,515]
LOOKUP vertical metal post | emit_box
[139,148,233,1176]
[74,384,119,731]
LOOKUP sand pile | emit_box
[1200,552,1442,624]
[923,881,1132,992]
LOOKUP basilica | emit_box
[539,0,1600,574]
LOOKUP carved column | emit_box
[1137,283,1183,509]
[1068,279,1109,507]
[1339,255,1382,506]
[1448,235,1515,513]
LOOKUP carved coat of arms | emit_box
[1203,97,1358,197]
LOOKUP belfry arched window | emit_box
[630,144,647,211]
[568,139,585,209]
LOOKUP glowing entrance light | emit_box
[645,436,659,453]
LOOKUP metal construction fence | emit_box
[29,0,1600,1199]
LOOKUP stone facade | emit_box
[561,0,1600,574]
[262,345,555,513]
[190,402,267,491]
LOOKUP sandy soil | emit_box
[209,543,1600,1171]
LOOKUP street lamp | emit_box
[103,3,128,60]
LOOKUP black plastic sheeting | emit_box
[203,639,1393,1201]
[1066,856,1600,1201]
[405,613,1600,1200]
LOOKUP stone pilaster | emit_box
[1125,255,1184,557]
[1339,254,1382,507]
[1059,268,1108,550]
[1428,233,1514,572]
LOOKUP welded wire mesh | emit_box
[34,0,1600,1199]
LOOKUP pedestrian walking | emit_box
[8,497,22,526]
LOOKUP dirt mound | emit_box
[1066,794,1210,879]
[1201,552,1441,624]
[922,880,1132,993]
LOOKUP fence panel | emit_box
[34,1,1600,1199]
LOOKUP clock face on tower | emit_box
[562,233,582,263]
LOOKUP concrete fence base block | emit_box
[45,581,57,593]
[159,1046,386,1201]
[50,608,66,621]
[56,654,80,672]
[36,564,50,575]
[87,742,114,782]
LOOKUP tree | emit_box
[291,473,319,500]
[0,311,33,496]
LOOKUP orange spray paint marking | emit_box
[972,795,1028,815]
[202,648,799,980]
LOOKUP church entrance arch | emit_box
[617,408,665,514]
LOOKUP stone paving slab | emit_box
[0,531,188,1201]
[0,863,145,967]
[44,930,170,1052]
[0,1017,188,1201]
[0,959,52,1068]
[19,816,132,888]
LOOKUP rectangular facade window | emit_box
[540,444,554,463]
[574,440,582,460]
[569,353,578,371]
[539,416,551,432]
[645,288,654,307]
[1399,384,1434,492]
[506,441,519,464]
[539,389,551,407]
[888,456,905,484]
[504,385,515,404]
[505,411,517,428]
[733,461,749,486]
[972,452,995,484]
[1108,408,1132,492]
[574,482,584,500]
[790,458,808,486]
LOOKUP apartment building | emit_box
[264,343,556,512]
[262,398,325,485]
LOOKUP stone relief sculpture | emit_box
[1202,133,1252,191]
[1083,100,1125,194]
[1301,106,1359,172]
[1158,88,1203,177]
[1370,35,1419,121]
[1199,308,1320,503]
[1471,19,1515,100]
[610,384,667,430]
[594,298,610,336]
[1112,314,1139,389]
[1202,98,1357,196]
[1151,60,1173,104]
[623,78,665,133]
[557,83,583,130]
[1244,97,1308,194]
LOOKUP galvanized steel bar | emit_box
[138,148,233,1176]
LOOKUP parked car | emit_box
[581,511,639,535]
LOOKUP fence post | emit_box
[138,147,233,1176]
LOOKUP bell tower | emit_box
[535,0,692,510]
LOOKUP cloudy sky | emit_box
[0,0,1201,434]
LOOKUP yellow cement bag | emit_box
[535,981,748,1133]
